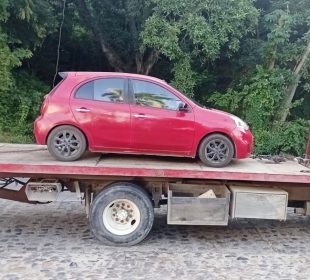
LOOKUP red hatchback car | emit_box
[34,72,253,167]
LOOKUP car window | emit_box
[75,80,94,100]
[75,78,125,103]
[94,78,124,103]
[132,80,183,110]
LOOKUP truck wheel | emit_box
[90,182,154,246]
[198,133,234,167]
[47,125,87,161]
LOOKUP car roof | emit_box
[60,72,167,84]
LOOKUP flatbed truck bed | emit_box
[1,144,309,183]
[0,143,310,246]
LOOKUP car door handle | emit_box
[133,113,147,119]
[75,107,90,113]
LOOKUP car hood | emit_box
[194,106,237,129]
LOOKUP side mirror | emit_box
[178,102,189,112]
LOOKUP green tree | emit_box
[0,72,49,142]
[76,0,158,74]
[209,0,310,155]
[0,0,22,100]
[0,0,53,139]
[262,0,310,122]
[141,0,259,95]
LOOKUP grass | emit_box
[0,131,35,143]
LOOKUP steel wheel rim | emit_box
[53,130,81,157]
[205,139,229,163]
[103,199,141,235]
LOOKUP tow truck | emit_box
[0,137,309,246]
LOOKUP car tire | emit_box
[90,182,154,246]
[47,125,87,161]
[198,133,234,167]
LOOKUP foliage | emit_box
[0,0,25,100]
[73,0,158,74]
[0,72,49,141]
[0,0,53,141]
[209,65,308,156]
[209,66,292,128]
[208,0,310,155]
[210,67,308,156]
[141,0,259,94]
[170,56,197,97]
[254,120,309,156]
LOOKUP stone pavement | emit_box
[0,198,310,280]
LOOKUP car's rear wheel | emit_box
[47,125,87,161]
[198,133,234,167]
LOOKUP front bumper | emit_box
[231,127,254,159]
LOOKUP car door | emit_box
[70,78,132,151]
[129,79,195,155]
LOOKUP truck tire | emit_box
[198,133,234,167]
[47,125,87,161]
[90,182,154,246]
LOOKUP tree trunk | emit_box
[96,33,129,72]
[137,50,158,75]
[268,47,277,70]
[77,0,129,72]
[77,0,158,75]
[135,53,143,74]
[278,40,310,123]
[129,14,158,75]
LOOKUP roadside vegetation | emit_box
[0,0,309,155]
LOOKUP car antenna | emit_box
[52,0,66,87]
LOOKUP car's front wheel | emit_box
[47,125,87,161]
[198,133,234,167]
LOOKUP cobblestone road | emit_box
[1,198,310,280]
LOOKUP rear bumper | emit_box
[232,128,254,159]
[34,116,52,145]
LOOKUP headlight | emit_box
[231,115,249,130]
